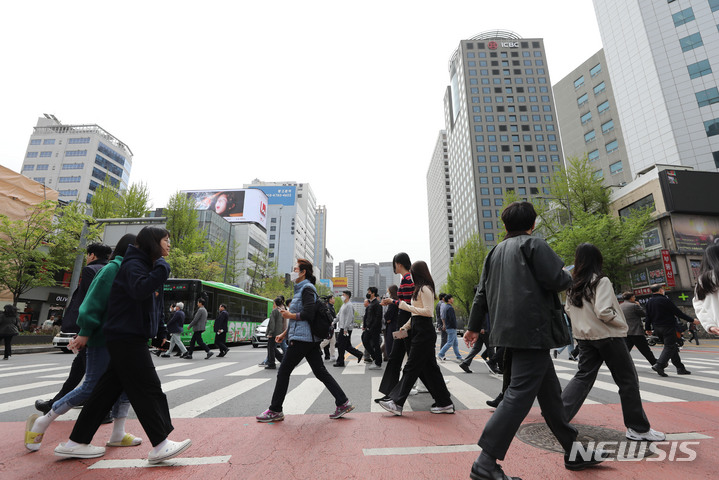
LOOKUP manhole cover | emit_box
[516,423,654,459]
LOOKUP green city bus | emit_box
[163,279,272,347]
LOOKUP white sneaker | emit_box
[378,399,403,416]
[626,428,666,442]
[409,388,419,396]
[147,439,192,464]
[54,442,106,459]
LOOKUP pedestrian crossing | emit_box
[1,351,719,422]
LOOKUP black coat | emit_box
[468,235,571,349]
[62,259,108,333]
[215,310,229,333]
[167,310,186,334]
[365,298,383,332]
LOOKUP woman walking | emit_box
[693,244,719,337]
[25,234,141,451]
[561,243,665,442]
[54,227,191,464]
[378,261,453,416]
[256,259,354,422]
[1,304,20,360]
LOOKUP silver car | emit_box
[52,332,75,353]
[251,318,269,348]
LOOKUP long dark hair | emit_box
[695,244,719,300]
[297,258,316,285]
[136,226,170,262]
[111,233,137,260]
[410,261,436,301]
[388,285,399,300]
[567,243,605,308]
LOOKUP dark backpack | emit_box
[311,295,335,340]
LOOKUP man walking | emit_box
[334,291,363,366]
[214,304,229,357]
[363,287,383,370]
[464,202,605,479]
[183,298,213,360]
[162,302,187,358]
[620,292,656,367]
[437,295,462,361]
[459,313,497,374]
[645,285,699,377]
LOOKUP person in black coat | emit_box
[162,302,187,358]
[1,305,20,359]
[57,227,192,464]
[362,287,383,369]
[214,304,230,357]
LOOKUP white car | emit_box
[251,318,269,348]
[53,332,75,353]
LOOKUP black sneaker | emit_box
[459,363,473,373]
[35,399,52,415]
[470,462,521,480]
[676,369,691,375]
[564,448,609,471]
[486,392,503,408]
[652,364,668,377]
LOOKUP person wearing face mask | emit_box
[334,291,363,367]
[362,287,383,370]
[256,259,354,422]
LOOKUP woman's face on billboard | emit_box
[215,194,228,214]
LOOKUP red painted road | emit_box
[2,401,717,479]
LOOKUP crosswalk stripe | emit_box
[0,380,63,396]
[167,362,235,377]
[154,363,188,372]
[38,373,72,379]
[678,358,719,366]
[439,361,465,374]
[369,376,412,413]
[555,373,684,403]
[445,376,493,409]
[292,361,313,376]
[283,378,326,415]
[634,374,719,398]
[0,366,68,378]
[88,455,232,469]
[226,365,264,376]
[341,361,366,375]
[0,363,57,372]
[0,391,58,413]
[169,378,269,418]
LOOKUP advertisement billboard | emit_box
[250,185,296,206]
[671,214,719,254]
[183,189,268,228]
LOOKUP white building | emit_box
[244,180,317,276]
[426,130,453,288]
[592,0,719,174]
[314,205,329,278]
[335,259,360,298]
[21,114,133,204]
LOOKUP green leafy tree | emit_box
[256,273,293,302]
[246,248,276,294]
[445,233,489,317]
[50,202,102,272]
[121,181,152,218]
[90,177,123,219]
[0,201,60,306]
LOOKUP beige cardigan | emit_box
[566,276,628,340]
[398,285,435,330]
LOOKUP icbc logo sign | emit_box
[488,41,498,50]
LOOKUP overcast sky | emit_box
[0,0,603,272]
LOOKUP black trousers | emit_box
[1,335,15,358]
[266,337,284,366]
[654,326,686,370]
[479,349,577,460]
[389,316,451,407]
[214,332,228,354]
[364,328,382,366]
[52,348,87,402]
[188,331,209,354]
[460,332,492,367]
[384,320,397,360]
[336,329,363,364]
[562,338,650,432]
[379,311,411,395]
[269,340,348,412]
[70,339,174,447]
[440,328,448,349]
[625,335,657,365]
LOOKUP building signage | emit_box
[183,188,268,228]
[249,186,297,206]
[488,41,519,49]
[48,294,68,303]
[633,287,652,296]
[661,249,676,288]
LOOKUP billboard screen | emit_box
[659,169,719,215]
[250,185,296,206]
[183,189,268,227]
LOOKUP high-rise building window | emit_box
[606,140,619,153]
[679,32,703,52]
[598,100,610,114]
[33,177,45,183]
[672,7,695,27]
[39,151,52,157]
[609,161,624,174]
[62,163,84,169]
[704,118,719,137]
[588,149,600,162]
[590,63,602,77]
[59,176,81,183]
[601,119,615,133]
[43,139,55,145]
[26,152,38,158]
[36,164,49,170]
[594,169,604,180]
[713,151,719,168]
[484,233,495,242]
[23,164,35,171]
[585,130,596,143]
[30,139,41,145]
[65,150,87,157]
[711,0,719,12]
[696,87,719,107]
[69,137,91,144]
[593,82,606,95]
[687,59,712,79]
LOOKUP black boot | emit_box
[486,392,504,408]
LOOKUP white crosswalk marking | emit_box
[170,378,270,418]
[0,391,58,413]
[0,363,57,372]
[635,374,719,398]
[0,380,63,395]
[167,362,235,377]
[341,361,366,375]
[283,378,326,415]
[38,373,72,379]
[154,363,189,372]
[445,376,493,409]
[369,376,412,413]
[0,366,68,378]
[439,361,465,374]
[292,361,313,376]
[554,373,684,403]
[226,365,265,376]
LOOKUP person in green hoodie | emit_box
[25,234,140,452]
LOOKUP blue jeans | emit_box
[52,345,130,417]
[438,328,462,359]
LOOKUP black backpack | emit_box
[311,294,335,340]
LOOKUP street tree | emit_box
[445,233,489,318]
[49,202,102,272]
[90,177,123,219]
[121,181,152,218]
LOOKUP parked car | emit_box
[52,332,75,353]
[251,318,269,348]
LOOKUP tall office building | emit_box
[244,180,317,276]
[21,114,133,204]
[592,0,719,174]
[314,205,329,278]
[443,31,564,248]
[335,259,360,297]
[554,49,632,186]
[426,130,454,287]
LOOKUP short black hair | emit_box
[650,284,663,293]
[219,303,226,309]
[87,243,112,260]
[368,286,378,296]
[392,252,411,272]
[445,294,453,301]
[501,201,537,233]
[342,290,351,298]
[197,297,206,305]
[622,292,634,301]
[439,293,446,300]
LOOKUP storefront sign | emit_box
[48,293,68,303]
[661,249,676,287]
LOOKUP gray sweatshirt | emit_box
[337,302,355,331]
[188,306,208,332]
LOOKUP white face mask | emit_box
[290,271,300,282]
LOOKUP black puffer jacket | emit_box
[468,235,571,349]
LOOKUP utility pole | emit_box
[65,215,90,310]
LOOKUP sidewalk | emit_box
[9,344,58,355]
[2,401,717,479]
